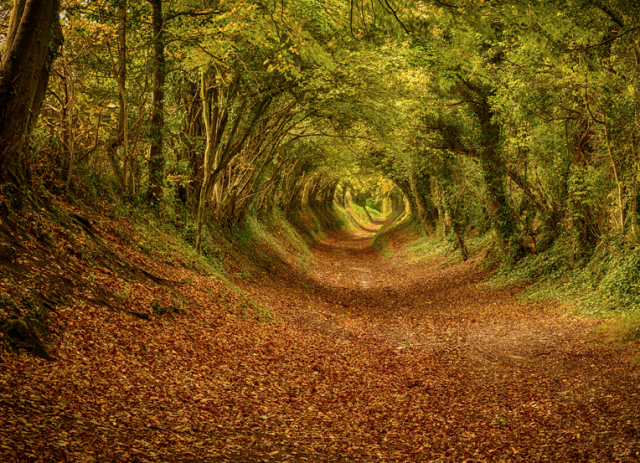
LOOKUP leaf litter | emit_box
[1,212,640,462]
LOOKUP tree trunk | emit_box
[147,0,166,203]
[395,178,417,216]
[410,170,437,235]
[466,84,515,252]
[452,220,469,261]
[106,0,129,192]
[196,70,213,255]
[0,0,62,184]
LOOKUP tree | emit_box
[146,0,166,203]
[0,0,63,185]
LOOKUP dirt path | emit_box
[3,226,640,462]
[240,228,640,462]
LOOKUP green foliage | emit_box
[491,239,571,288]
[595,312,640,349]
[371,232,392,259]
[490,233,640,318]
[7,0,640,326]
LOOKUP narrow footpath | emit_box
[240,228,640,462]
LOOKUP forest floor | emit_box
[237,226,640,462]
[2,212,640,462]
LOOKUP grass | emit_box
[366,206,383,220]
[404,236,448,263]
[377,218,640,357]
[348,203,374,228]
[594,311,640,346]
[371,233,393,259]
[592,312,640,364]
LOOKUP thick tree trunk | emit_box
[410,170,438,235]
[147,0,166,202]
[0,0,62,183]
[395,178,417,216]
[476,114,514,252]
[460,81,515,252]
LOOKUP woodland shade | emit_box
[1,0,640,306]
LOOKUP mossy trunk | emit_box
[147,0,167,203]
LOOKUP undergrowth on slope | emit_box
[371,233,393,259]
[371,214,419,259]
[289,204,350,242]
[382,217,640,350]
[333,203,360,232]
[489,235,640,317]
[480,232,640,350]
[0,170,353,362]
[366,206,383,220]
[230,210,315,276]
[375,214,494,266]
[348,203,376,230]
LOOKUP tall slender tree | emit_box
[146,0,166,203]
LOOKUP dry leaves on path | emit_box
[2,225,640,462]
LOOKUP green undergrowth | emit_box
[371,214,424,260]
[102,202,325,323]
[333,203,361,231]
[371,233,393,259]
[402,232,494,267]
[348,203,375,229]
[289,204,350,242]
[51,178,226,277]
[69,179,347,282]
[383,219,640,352]
[229,209,315,277]
[369,210,411,257]
[482,234,640,355]
[1,180,353,357]
[340,200,392,237]
[488,236,640,316]
[593,311,640,359]
[366,206,383,220]
[137,214,225,276]
[220,204,352,283]
[115,209,281,321]
[383,215,639,346]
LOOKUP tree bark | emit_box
[196,70,213,255]
[106,0,129,192]
[410,169,438,235]
[147,0,166,203]
[0,0,62,184]
[458,81,515,252]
